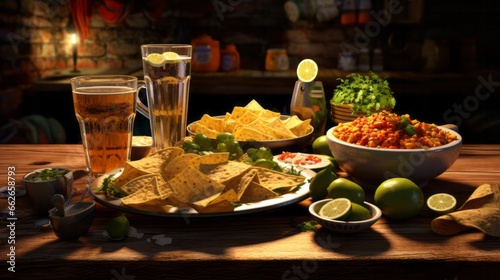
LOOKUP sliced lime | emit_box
[318,198,352,221]
[427,193,457,215]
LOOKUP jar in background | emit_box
[191,34,220,72]
[265,49,289,71]
[338,51,356,71]
[221,44,240,72]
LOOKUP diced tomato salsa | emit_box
[277,152,322,165]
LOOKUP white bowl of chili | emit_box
[326,113,462,188]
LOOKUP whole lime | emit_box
[374,178,424,220]
[327,178,365,205]
[312,135,333,157]
[106,214,130,241]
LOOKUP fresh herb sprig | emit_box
[332,72,396,116]
[399,116,417,136]
[94,175,125,199]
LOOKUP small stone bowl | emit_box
[309,199,382,233]
[22,168,73,216]
[48,200,96,240]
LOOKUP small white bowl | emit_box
[309,199,382,233]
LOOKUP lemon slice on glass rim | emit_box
[296,58,318,83]
[427,193,457,215]
[162,51,180,63]
[145,53,166,67]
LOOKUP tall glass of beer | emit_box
[71,75,138,179]
[136,44,192,152]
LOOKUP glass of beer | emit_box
[71,75,138,178]
[136,44,192,152]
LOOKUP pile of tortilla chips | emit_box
[188,99,312,141]
[109,147,306,213]
[431,184,500,237]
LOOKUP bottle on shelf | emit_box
[358,48,370,71]
[340,0,357,26]
[357,0,372,25]
[372,48,384,71]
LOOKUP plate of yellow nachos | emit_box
[187,100,314,152]
[90,147,314,217]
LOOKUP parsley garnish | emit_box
[94,175,125,199]
[292,218,320,232]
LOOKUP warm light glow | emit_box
[71,33,78,45]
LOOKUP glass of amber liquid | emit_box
[71,75,138,179]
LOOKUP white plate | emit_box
[89,168,315,218]
[273,153,331,170]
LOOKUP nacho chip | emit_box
[284,116,312,137]
[245,99,265,111]
[162,153,200,181]
[121,173,163,195]
[114,147,183,188]
[191,123,219,138]
[222,168,258,199]
[198,114,226,132]
[200,160,251,183]
[121,176,162,206]
[167,166,225,205]
[253,166,306,191]
[431,184,500,237]
[240,181,279,203]
[233,125,272,141]
[190,152,230,169]
[193,199,236,213]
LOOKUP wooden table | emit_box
[1,144,499,279]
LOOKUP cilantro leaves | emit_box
[332,72,396,116]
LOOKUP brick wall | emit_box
[2,0,500,90]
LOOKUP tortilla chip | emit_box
[233,125,272,141]
[240,181,279,203]
[114,147,184,188]
[198,114,226,132]
[162,153,200,181]
[253,166,306,191]
[167,166,225,205]
[192,123,219,138]
[245,99,265,111]
[431,184,500,237]
[200,160,251,183]
[193,199,236,213]
[222,168,258,199]
[284,116,312,137]
[121,177,162,206]
[121,173,163,195]
[190,152,230,169]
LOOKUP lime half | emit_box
[318,198,352,221]
[296,59,318,83]
[146,53,166,67]
[427,193,457,215]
